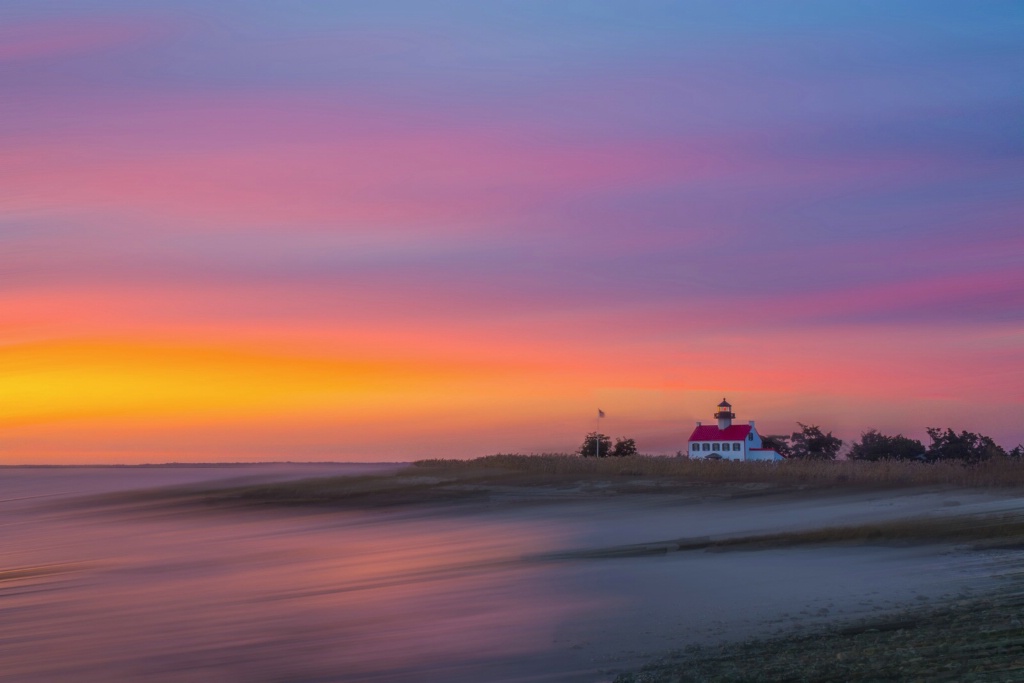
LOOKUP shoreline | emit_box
[9,461,1024,681]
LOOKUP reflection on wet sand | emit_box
[1,465,1019,682]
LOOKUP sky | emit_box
[1,1,1022,463]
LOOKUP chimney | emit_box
[748,420,756,427]
[696,421,702,426]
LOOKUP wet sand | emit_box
[616,591,1024,682]
[2,465,1022,682]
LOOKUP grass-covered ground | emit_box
[415,453,1024,488]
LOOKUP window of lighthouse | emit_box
[732,443,740,451]
[692,443,699,452]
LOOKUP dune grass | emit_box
[414,454,1024,488]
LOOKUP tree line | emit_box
[578,432,637,457]
[764,424,1023,463]
[578,424,1022,462]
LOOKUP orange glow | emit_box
[2,317,1019,463]
[0,337,597,424]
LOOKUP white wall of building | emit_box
[689,441,744,461]
[747,422,763,449]
[747,449,784,462]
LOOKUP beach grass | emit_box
[415,453,1024,488]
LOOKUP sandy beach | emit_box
[2,463,1023,682]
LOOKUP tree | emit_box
[848,430,925,462]
[1010,445,1024,459]
[760,434,792,458]
[578,432,612,458]
[787,423,842,460]
[925,428,1005,464]
[611,437,638,457]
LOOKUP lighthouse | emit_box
[687,397,784,461]
[715,398,735,430]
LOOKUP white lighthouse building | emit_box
[687,398,783,461]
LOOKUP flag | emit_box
[598,409,605,418]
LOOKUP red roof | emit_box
[688,425,752,442]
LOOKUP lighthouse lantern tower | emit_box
[715,398,735,430]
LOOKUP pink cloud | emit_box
[0,92,753,232]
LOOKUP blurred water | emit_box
[0,466,601,682]
[0,467,1014,682]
